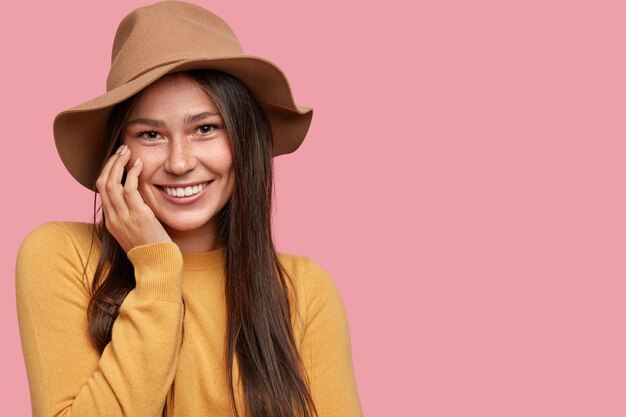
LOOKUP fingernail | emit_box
[115,145,124,154]
[120,145,128,155]
[133,158,141,167]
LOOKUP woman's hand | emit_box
[96,144,173,253]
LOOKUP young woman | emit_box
[15,1,362,416]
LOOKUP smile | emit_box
[161,181,211,197]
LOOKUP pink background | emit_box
[3,0,626,415]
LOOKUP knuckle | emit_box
[104,182,117,193]
[104,219,115,232]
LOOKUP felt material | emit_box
[53,0,313,191]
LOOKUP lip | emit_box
[158,181,212,188]
[157,180,213,206]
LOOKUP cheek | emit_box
[216,155,234,176]
[213,139,235,174]
[209,145,235,195]
[221,167,235,197]
[122,142,145,166]
[122,143,159,176]
[123,154,158,197]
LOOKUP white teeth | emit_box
[164,182,209,197]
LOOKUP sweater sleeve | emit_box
[299,259,363,417]
[15,222,184,417]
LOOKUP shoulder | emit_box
[278,251,332,284]
[277,252,353,351]
[18,221,97,257]
[277,251,343,309]
[16,221,100,287]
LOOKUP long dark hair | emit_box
[83,70,317,417]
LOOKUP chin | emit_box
[159,215,217,233]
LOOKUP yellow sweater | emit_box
[15,221,362,417]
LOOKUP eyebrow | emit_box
[126,111,221,128]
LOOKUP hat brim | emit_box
[53,56,313,191]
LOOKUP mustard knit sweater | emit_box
[15,221,362,417]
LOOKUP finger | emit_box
[96,146,125,222]
[106,146,132,218]
[100,172,119,236]
[97,144,125,192]
[123,158,148,212]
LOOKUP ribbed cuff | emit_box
[127,242,184,302]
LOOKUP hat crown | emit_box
[54,0,313,191]
[107,0,243,91]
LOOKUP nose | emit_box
[164,138,197,175]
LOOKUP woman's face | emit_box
[122,73,235,240]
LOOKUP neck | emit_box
[162,219,224,253]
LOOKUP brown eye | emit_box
[138,131,162,140]
[196,125,218,135]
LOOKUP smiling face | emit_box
[122,72,235,249]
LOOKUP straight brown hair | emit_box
[82,70,317,417]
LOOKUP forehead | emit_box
[129,73,217,116]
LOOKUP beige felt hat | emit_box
[53,0,313,191]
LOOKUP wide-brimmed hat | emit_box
[53,0,313,191]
